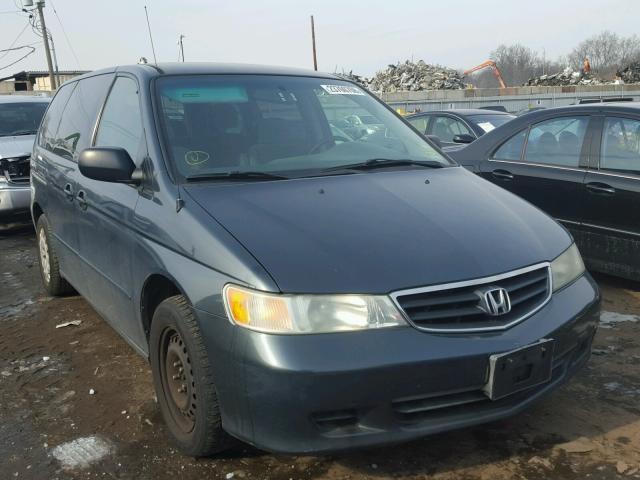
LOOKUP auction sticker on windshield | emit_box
[478,122,496,133]
[321,85,366,95]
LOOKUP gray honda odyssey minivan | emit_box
[32,63,600,455]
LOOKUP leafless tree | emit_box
[490,44,542,86]
[569,31,640,75]
[466,44,542,87]
[619,35,640,66]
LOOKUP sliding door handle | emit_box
[63,183,74,200]
[76,190,88,211]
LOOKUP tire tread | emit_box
[36,215,73,296]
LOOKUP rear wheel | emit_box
[150,295,232,456]
[36,215,73,296]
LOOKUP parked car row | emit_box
[23,63,600,456]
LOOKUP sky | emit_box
[1,0,639,78]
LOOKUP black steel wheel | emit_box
[150,295,232,456]
[159,328,196,434]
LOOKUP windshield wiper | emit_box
[8,130,37,136]
[321,158,445,173]
[185,171,289,182]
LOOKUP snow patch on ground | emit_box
[600,311,640,329]
[51,436,113,469]
[603,381,640,396]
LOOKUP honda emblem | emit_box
[477,287,511,316]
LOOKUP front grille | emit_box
[1,156,30,184]
[392,264,551,333]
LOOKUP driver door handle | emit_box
[492,169,514,180]
[586,182,615,195]
[63,183,74,200]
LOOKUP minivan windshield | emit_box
[156,75,451,180]
[0,102,48,137]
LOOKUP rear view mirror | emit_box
[453,134,475,144]
[78,147,141,184]
[425,135,442,149]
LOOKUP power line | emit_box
[0,46,36,71]
[48,0,80,68]
[0,20,30,61]
[0,45,34,53]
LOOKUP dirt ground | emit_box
[1,223,639,480]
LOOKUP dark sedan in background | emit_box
[449,103,640,282]
[406,109,515,150]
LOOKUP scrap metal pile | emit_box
[524,67,605,86]
[336,61,466,93]
[617,62,640,84]
[368,60,466,92]
[334,71,370,88]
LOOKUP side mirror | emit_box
[425,135,442,149]
[453,133,475,144]
[78,147,141,184]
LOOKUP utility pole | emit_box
[178,34,185,62]
[36,0,57,90]
[49,32,61,88]
[310,15,318,71]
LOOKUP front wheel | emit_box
[150,295,232,456]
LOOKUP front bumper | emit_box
[0,184,30,219]
[197,274,600,454]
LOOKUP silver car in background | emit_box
[0,95,49,221]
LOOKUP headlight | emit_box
[223,285,407,334]
[551,243,585,292]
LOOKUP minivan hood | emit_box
[0,135,36,159]
[184,167,572,294]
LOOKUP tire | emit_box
[150,295,232,456]
[36,215,73,296]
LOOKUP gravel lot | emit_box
[1,223,639,480]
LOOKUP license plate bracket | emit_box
[483,339,555,401]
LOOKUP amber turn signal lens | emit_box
[227,289,249,325]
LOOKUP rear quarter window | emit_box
[38,83,75,151]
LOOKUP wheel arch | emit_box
[31,201,44,224]
[140,272,191,344]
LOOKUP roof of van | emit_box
[76,62,341,81]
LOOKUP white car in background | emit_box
[0,95,49,222]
